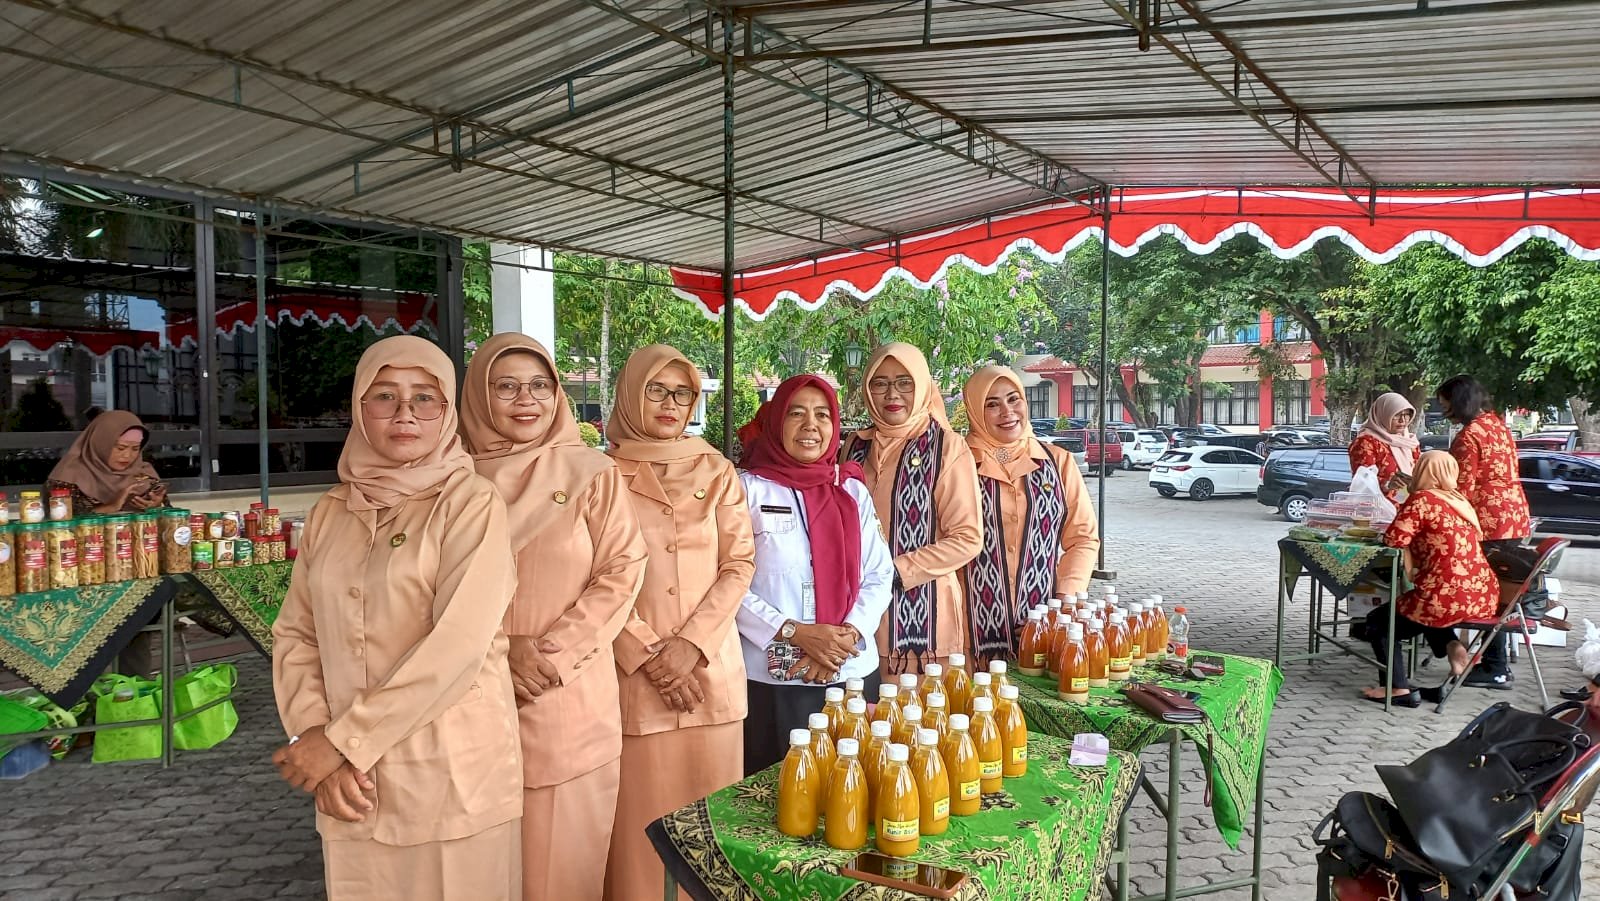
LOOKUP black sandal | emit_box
[1362,690,1421,708]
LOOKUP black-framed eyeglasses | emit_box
[867,376,917,396]
[493,378,556,402]
[644,382,697,406]
[361,391,447,421]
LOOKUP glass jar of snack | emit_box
[20,491,44,524]
[159,508,193,574]
[105,515,135,583]
[46,525,78,589]
[76,517,106,586]
[0,524,15,597]
[17,523,48,593]
[134,514,160,578]
[47,489,72,522]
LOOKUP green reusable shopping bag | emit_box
[172,663,238,751]
[6,690,88,759]
[91,674,163,763]
[0,694,49,757]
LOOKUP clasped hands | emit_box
[784,623,862,685]
[645,637,706,712]
[271,725,374,824]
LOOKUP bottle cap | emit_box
[1077,591,1089,602]
[809,713,830,731]
[926,692,946,709]
[1028,609,1044,621]
[836,738,860,757]
[1175,605,1188,613]
[918,728,940,746]
[999,684,1019,700]
[790,729,812,747]
[1151,594,1163,604]
[1111,610,1125,623]
[1074,609,1091,622]
[887,743,910,763]
[949,653,967,667]
[871,720,892,738]
[1103,583,1117,595]
[1090,617,1104,631]
[973,671,992,686]
[825,687,845,703]
[880,684,899,699]
[1107,594,1119,606]
[971,696,993,714]
[949,714,970,731]
[1047,598,1063,609]
[898,673,918,690]
[903,705,923,722]
[847,677,865,692]
[847,698,867,715]
[1069,622,1084,639]
[925,663,944,677]
[989,660,1007,675]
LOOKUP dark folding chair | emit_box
[1432,537,1569,715]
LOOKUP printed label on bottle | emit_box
[1172,642,1188,659]
[932,797,950,819]
[1070,677,1088,692]
[880,817,920,841]
[1110,656,1131,674]
[1010,746,1027,765]
[959,779,980,800]
[979,759,1001,779]
[1030,653,1046,668]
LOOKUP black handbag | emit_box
[1376,702,1589,886]
[1509,817,1583,900]
[1312,791,1455,901]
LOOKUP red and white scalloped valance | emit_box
[164,292,435,347]
[670,187,1600,319]
[0,325,163,356]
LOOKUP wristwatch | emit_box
[779,621,799,641]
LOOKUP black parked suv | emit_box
[1257,447,1354,522]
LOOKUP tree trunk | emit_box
[1572,397,1600,451]
[1113,377,1148,427]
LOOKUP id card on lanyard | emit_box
[792,489,817,624]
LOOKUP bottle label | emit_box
[880,817,920,841]
[1030,653,1046,668]
[979,759,1001,779]
[932,797,950,820]
[1110,656,1131,674]
[1070,677,1088,692]
[1010,746,1027,765]
[1172,642,1188,659]
[959,779,980,800]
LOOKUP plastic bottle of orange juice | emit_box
[941,714,982,816]
[1147,597,1169,661]
[897,674,920,713]
[874,684,906,736]
[919,663,944,706]
[1057,621,1090,703]
[996,684,1028,777]
[987,659,1011,691]
[777,728,820,837]
[822,687,847,741]
[876,744,921,857]
[912,728,950,836]
[1017,609,1048,676]
[969,696,1004,794]
[1106,610,1133,682]
[844,677,866,707]
[922,692,949,742]
[808,713,837,801]
[895,704,924,749]
[1086,617,1110,688]
[1127,601,1147,668]
[862,720,892,814]
[1045,597,1063,630]
[1045,614,1069,680]
[840,697,871,749]
[968,671,995,717]
[943,654,972,718]
[825,738,869,850]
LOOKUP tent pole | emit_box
[721,12,736,453]
[254,209,270,507]
[1095,207,1112,579]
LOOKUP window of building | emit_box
[1201,381,1260,426]
[1025,384,1049,420]
[1072,384,1124,425]
[1207,322,1261,344]
[1274,379,1312,424]
[1273,316,1308,341]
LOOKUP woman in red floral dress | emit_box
[1439,374,1532,690]
[1348,393,1421,504]
[1366,452,1497,707]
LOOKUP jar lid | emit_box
[49,488,70,496]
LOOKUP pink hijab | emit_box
[1359,392,1420,476]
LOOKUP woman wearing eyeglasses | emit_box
[603,344,756,901]
[961,366,1098,667]
[841,342,982,675]
[459,333,648,901]
[272,336,522,900]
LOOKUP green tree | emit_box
[7,378,71,431]
[704,374,760,460]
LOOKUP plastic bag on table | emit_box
[1347,465,1398,523]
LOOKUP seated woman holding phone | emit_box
[46,410,169,513]
[1348,393,1421,504]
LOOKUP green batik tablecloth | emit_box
[1279,538,1400,601]
[0,577,175,705]
[648,734,1140,901]
[180,561,293,655]
[1012,651,1281,849]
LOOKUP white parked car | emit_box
[1149,447,1265,500]
[1118,428,1170,470]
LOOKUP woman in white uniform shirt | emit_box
[736,375,894,773]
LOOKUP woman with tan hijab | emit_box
[961,366,1099,666]
[46,409,168,512]
[272,336,523,900]
[460,333,648,901]
[841,342,983,674]
[603,344,756,901]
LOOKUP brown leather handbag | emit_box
[1122,682,1206,724]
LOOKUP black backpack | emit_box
[1313,791,1455,901]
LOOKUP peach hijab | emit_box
[1411,450,1481,534]
[855,342,951,472]
[336,335,473,512]
[605,344,720,464]
[962,365,1046,482]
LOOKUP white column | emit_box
[489,243,556,349]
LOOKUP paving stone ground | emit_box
[2,473,1597,900]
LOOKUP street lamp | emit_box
[843,340,865,371]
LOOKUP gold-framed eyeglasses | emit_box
[644,382,697,406]
[493,378,556,401]
[867,376,917,396]
[361,391,446,421]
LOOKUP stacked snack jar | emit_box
[997,684,1028,777]
[918,663,944,706]
[105,515,135,583]
[47,488,72,522]
[912,728,950,836]
[922,692,949,742]
[159,509,193,574]
[943,653,972,718]
[875,744,920,857]
[863,720,892,814]
[1057,622,1090,703]
[19,491,44,524]
[824,739,869,851]
[76,517,105,586]
[969,696,1004,794]
[822,687,847,741]
[134,514,161,577]
[17,523,48,593]
[777,729,821,837]
[45,524,77,589]
[1017,609,1048,676]
[808,713,837,802]
[940,714,982,816]
[1086,617,1110,688]
[0,524,15,596]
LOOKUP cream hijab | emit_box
[605,344,720,464]
[962,365,1046,482]
[337,335,473,512]
[1411,450,1481,534]
[1359,392,1421,476]
[855,342,950,473]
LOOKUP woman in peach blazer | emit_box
[603,345,756,901]
[272,336,522,901]
[460,333,648,901]
[841,342,983,674]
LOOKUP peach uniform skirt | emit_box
[324,818,521,901]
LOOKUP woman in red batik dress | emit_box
[1364,452,1498,708]
[1348,393,1421,504]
